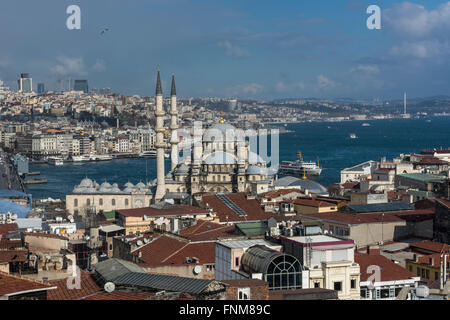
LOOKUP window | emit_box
[74,199,78,207]
[435,272,439,280]
[380,288,390,299]
[99,198,103,206]
[109,244,113,251]
[351,279,356,289]
[329,225,334,234]
[112,199,116,206]
[86,199,90,206]
[408,265,412,272]
[125,199,129,206]
[235,257,239,267]
[416,267,420,277]
[425,269,430,279]
[333,282,342,291]
[238,288,250,300]
[314,282,320,288]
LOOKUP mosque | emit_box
[66,68,328,217]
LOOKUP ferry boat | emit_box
[72,155,90,162]
[48,157,64,166]
[349,133,357,139]
[140,150,157,158]
[90,154,113,161]
[278,151,322,176]
[362,123,370,127]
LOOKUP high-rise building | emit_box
[73,80,89,93]
[37,83,45,94]
[18,73,32,93]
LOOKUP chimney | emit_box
[367,245,380,255]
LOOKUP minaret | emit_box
[169,73,179,171]
[403,92,407,115]
[154,66,166,202]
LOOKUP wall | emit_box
[225,284,269,300]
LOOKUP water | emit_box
[27,117,450,199]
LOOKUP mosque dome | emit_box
[123,187,133,193]
[247,165,265,175]
[136,181,146,188]
[177,164,189,173]
[124,182,134,188]
[110,186,122,193]
[248,152,266,165]
[204,151,236,164]
[100,181,112,189]
[112,183,119,188]
[79,178,94,188]
[203,122,245,142]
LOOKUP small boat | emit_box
[362,123,370,127]
[349,133,357,139]
[48,157,63,166]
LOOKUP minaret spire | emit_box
[154,66,166,202]
[171,73,176,96]
[169,73,179,171]
[156,66,162,95]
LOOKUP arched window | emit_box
[112,199,116,206]
[265,255,302,290]
[86,199,90,206]
[125,199,129,206]
[74,199,78,207]
[99,198,103,206]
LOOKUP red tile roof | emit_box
[0,239,24,250]
[81,291,154,300]
[221,279,268,287]
[436,198,450,209]
[117,205,209,218]
[301,209,434,225]
[47,271,102,300]
[0,250,27,263]
[135,234,216,266]
[355,253,417,282]
[200,193,276,223]
[259,189,305,200]
[0,223,18,237]
[179,220,237,241]
[293,199,336,208]
[23,232,69,241]
[0,272,55,296]
[409,240,450,254]
[416,253,449,268]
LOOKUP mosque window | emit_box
[125,199,129,206]
[86,199,90,206]
[74,199,78,207]
[99,198,103,206]
[112,199,116,206]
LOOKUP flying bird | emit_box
[100,28,109,36]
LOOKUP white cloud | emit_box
[92,60,106,72]
[228,83,263,96]
[317,75,337,89]
[383,2,450,59]
[51,57,87,76]
[350,64,380,75]
[217,41,250,58]
[275,81,305,92]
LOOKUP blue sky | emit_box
[1,0,450,99]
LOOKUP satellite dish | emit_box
[104,282,115,293]
[193,265,202,275]
[137,240,143,246]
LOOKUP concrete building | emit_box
[281,234,360,300]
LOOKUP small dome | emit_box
[79,178,93,188]
[100,181,112,189]
[247,165,262,175]
[123,187,133,193]
[136,181,146,188]
[111,187,122,193]
[177,165,189,173]
[124,182,134,188]
[248,152,266,165]
[112,183,119,188]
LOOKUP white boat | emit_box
[48,157,64,166]
[140,150,157,158]
[362,123,370,127]
[349,133,357,139]
[278,151,322,176]
[72,155,89,162]
[89,154,113,161]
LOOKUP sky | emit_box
[1,0,450,100]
